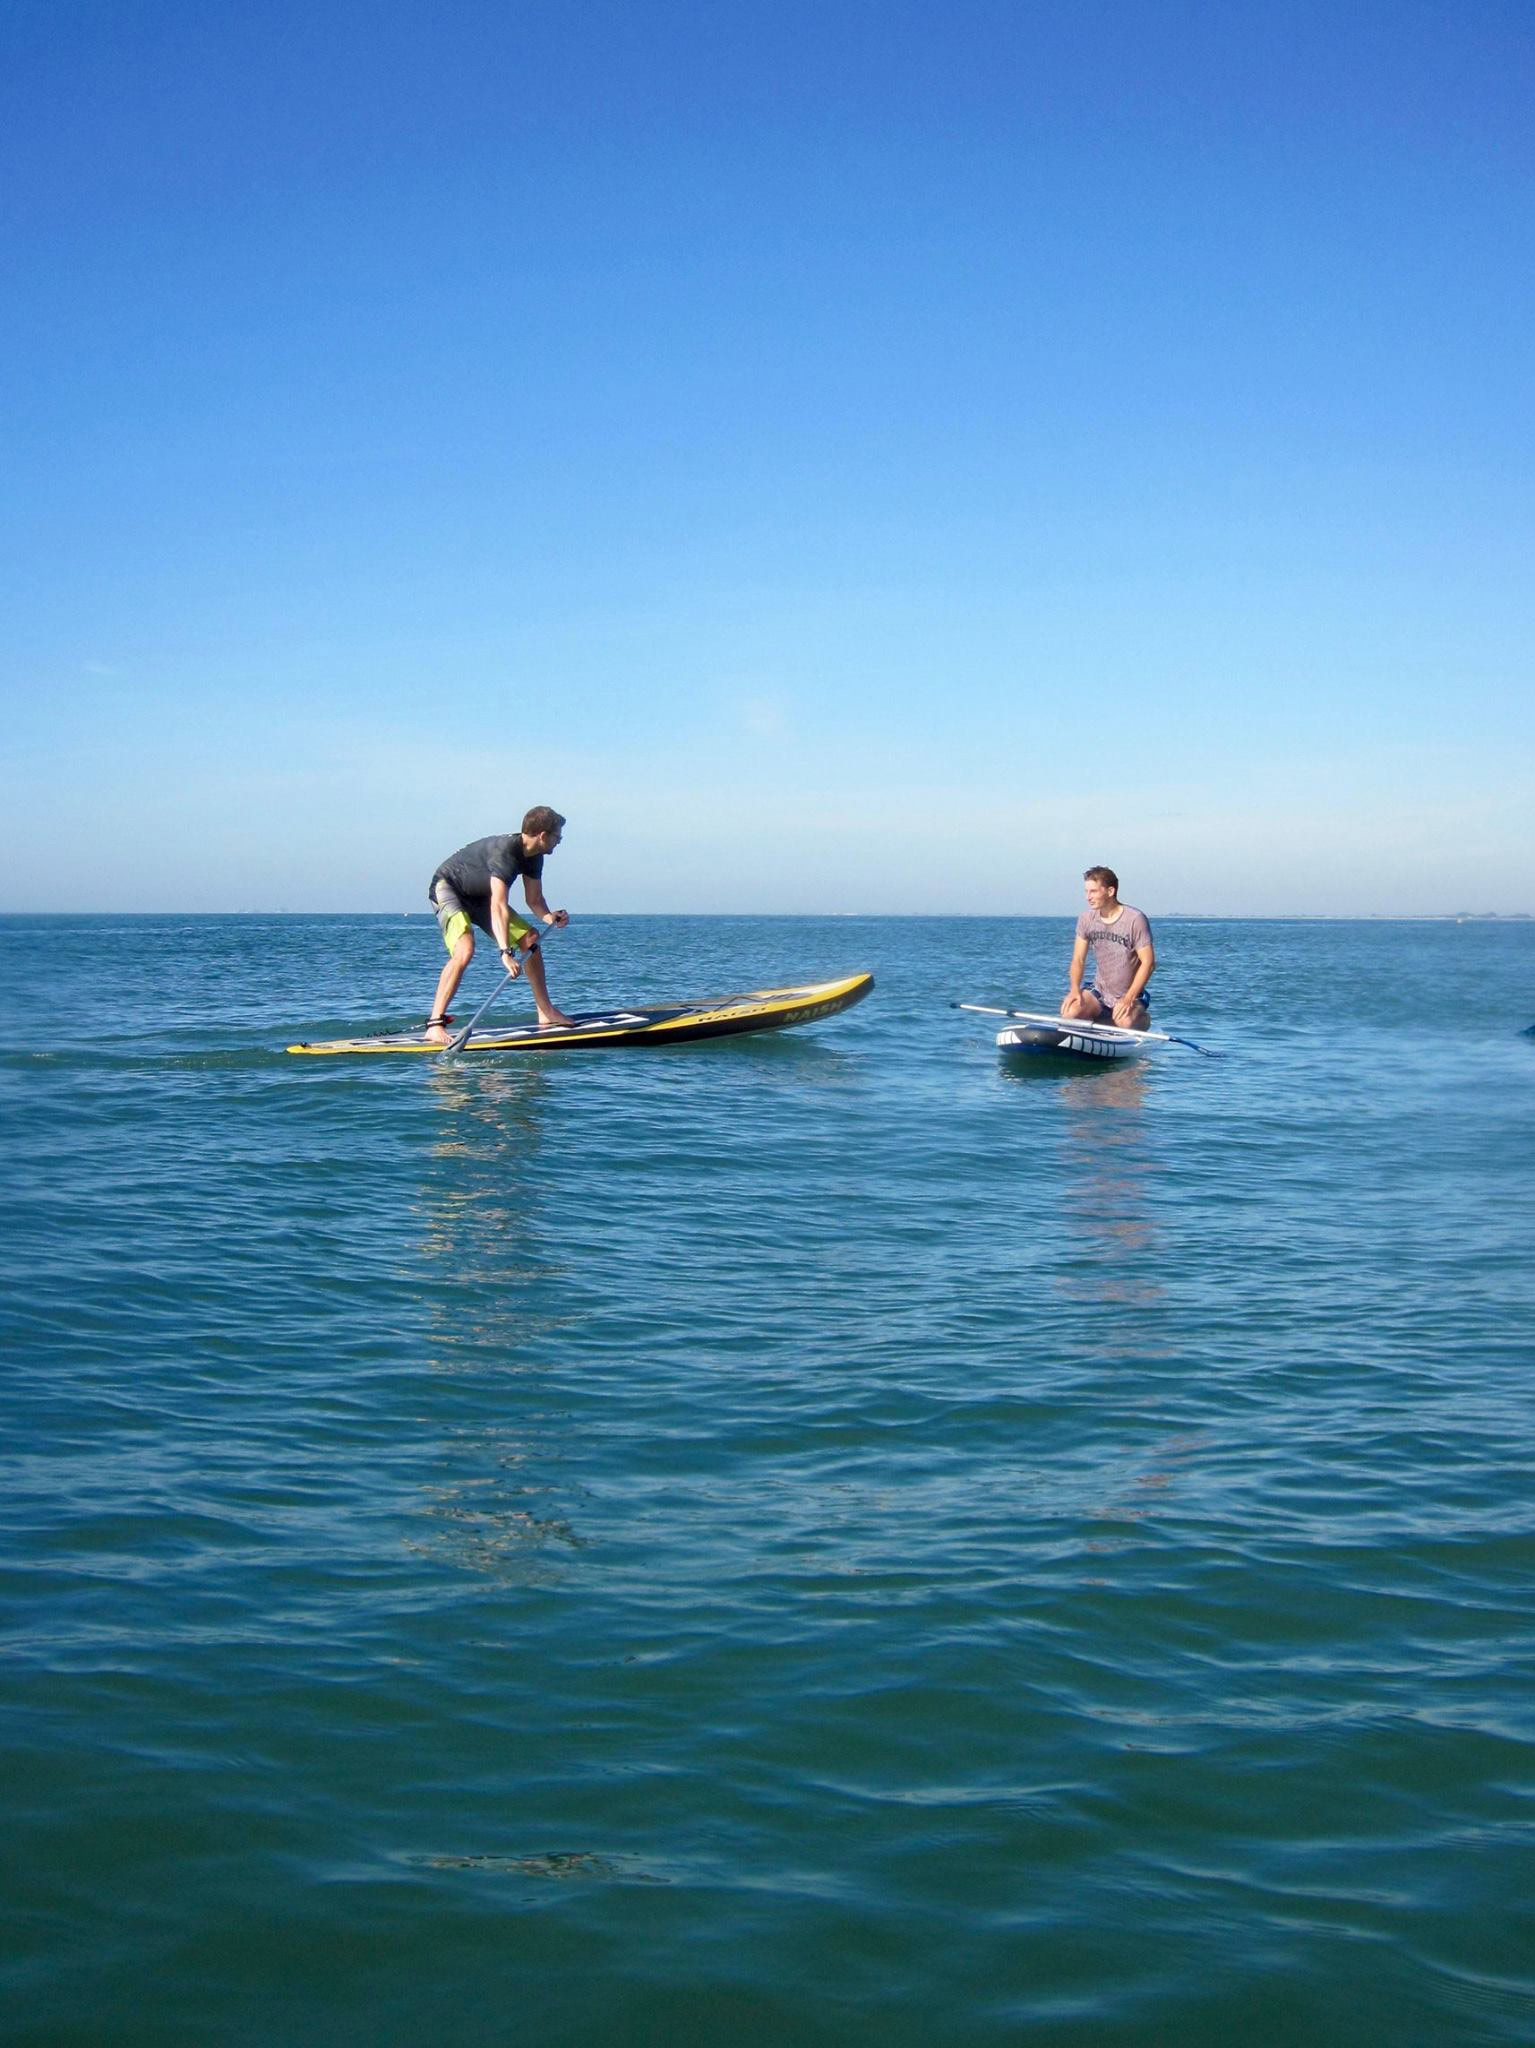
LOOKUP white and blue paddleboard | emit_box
[997,1015,1149,1059]
[960,1005,1165,1061]
[959,1004,1216,1063]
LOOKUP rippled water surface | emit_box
[3,914,1534,2045]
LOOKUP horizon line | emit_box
[2,909,1531,924]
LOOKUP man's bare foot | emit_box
[537,1011,575,1029]
[424,1014,452,1045]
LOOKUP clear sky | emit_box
[2,0,1531,916]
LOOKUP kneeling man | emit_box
[1062,866,1154,1030]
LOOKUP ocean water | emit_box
[3,912,1533,2047]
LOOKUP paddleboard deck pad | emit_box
[287,972,873,1055]
[994,1010,1155,1060]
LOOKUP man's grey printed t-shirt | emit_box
[1075,905,1153,1002]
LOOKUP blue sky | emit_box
[2,0,1531,915]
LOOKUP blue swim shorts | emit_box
[1086,986,1149,1016]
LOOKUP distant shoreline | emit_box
[3,910,1531,924]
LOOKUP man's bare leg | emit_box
[426,932,475,1043]
[1061,988,1107,1022]
[1061,988,1148,1030]
[523,947,572,1027]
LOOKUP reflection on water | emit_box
[654,1027,861,1097]
[418,1060,558,1305]
[1034,1060,1198,1537]
[404,1443,587,1583]
[1003,1058,1164,1308]
[420,1850,668,1884]
[409,1060,588,1581]
[1061,1061,1157,1281]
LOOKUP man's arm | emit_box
[1113,940,1155,1025]
[522,877,568,932]
[1066,934,1089,996]
[488,876,534,971]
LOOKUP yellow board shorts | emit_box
[431,880,532,954]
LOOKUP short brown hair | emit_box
[1083,865,1119,892]
[522,806,567,837]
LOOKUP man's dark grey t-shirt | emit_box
[429,835,544,905]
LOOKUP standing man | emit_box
[1061,866,1155,1030]
[425,806,572,1042]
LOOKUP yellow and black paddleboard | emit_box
[287,972,874,1056]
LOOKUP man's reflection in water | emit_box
[1056,1061,1160,1304]
[409,1061,585,1581]
[999,1055,1162,1304]
[1003,1058,1206,1557]
[420,1060,557,1312]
